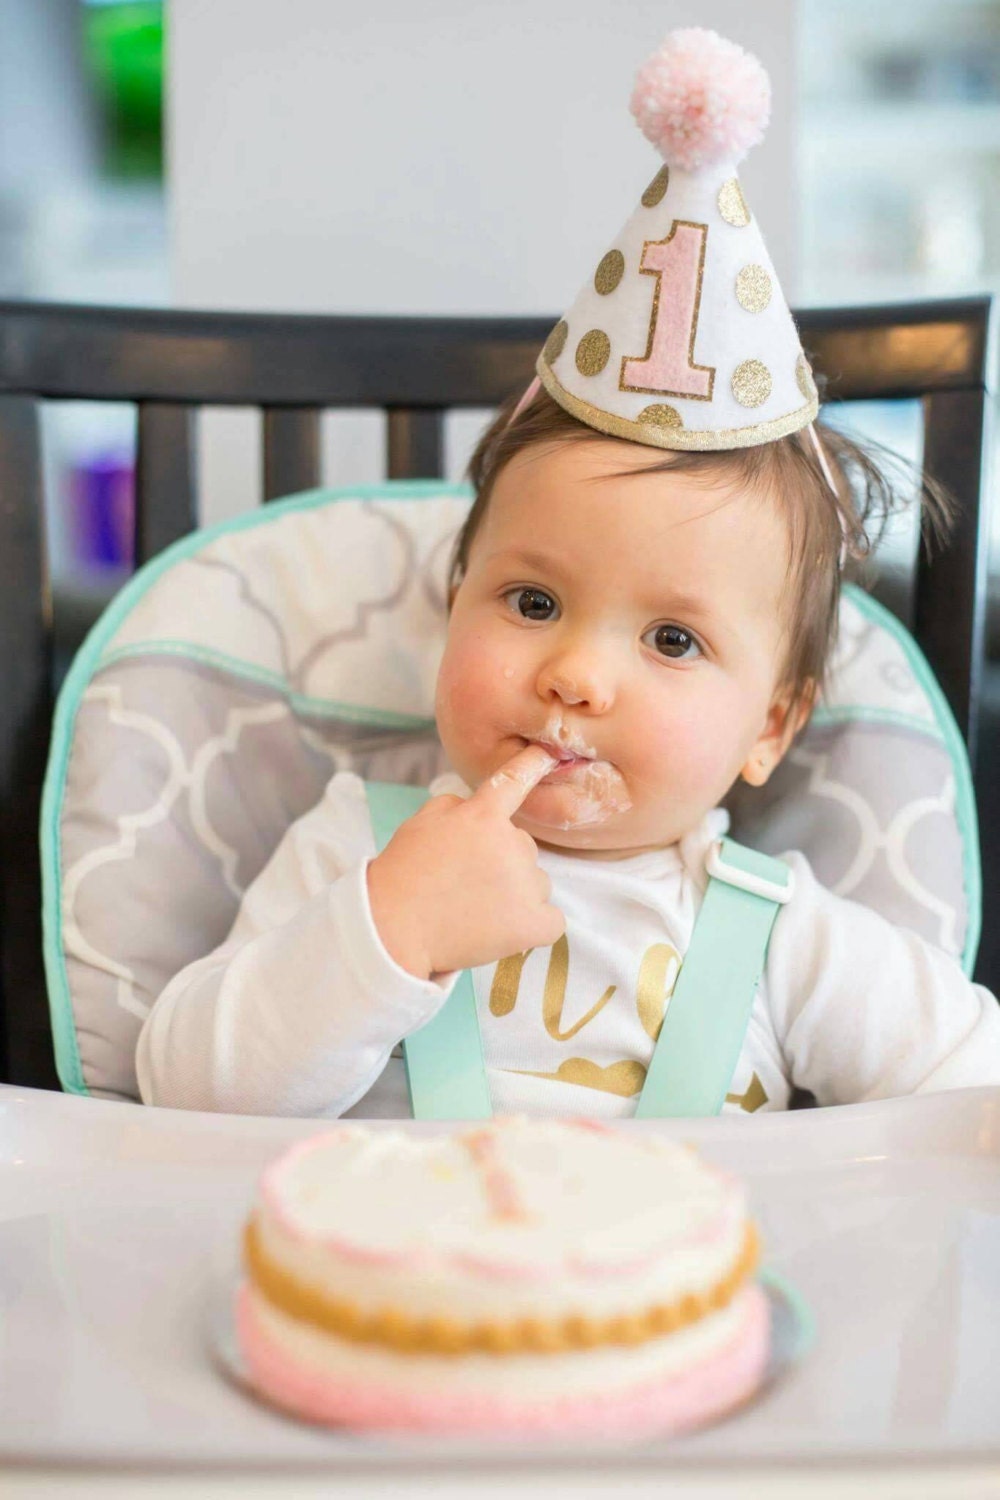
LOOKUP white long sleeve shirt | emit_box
[135,770,1000,1118]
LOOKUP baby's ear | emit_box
[739,681,815,788]
[446,563,470,610]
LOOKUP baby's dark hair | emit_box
[449,386,955,728]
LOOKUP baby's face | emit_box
[435,438,798,856]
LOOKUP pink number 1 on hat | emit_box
[622,224,713,400]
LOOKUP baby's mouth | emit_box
[514,735,632,826]
[541,756,589,780]
[519,736,601,778]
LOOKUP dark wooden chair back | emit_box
[0,295,994,1088]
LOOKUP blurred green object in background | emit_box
[83,1,163,180]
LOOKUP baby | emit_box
[370,394,821,977]
[135,387,1000,1118]
[135,26,1000,1116]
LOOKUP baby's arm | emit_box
[135,772,458,1116]
[763,851,1000,1105]
[137,744,562,1116]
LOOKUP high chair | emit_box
[0,295,994,1097]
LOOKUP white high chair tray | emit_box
[1,1083,998,1469]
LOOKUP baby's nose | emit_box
[537,660,613,714]
[550,679,586,705]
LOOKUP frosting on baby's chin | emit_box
[529,760,632,830]
[500,713,633,831]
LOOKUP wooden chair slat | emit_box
[386,409,444,479]
[135,403,199,565]
[915,388,993,765]
[0,297,991,404]
[262,407,321,501]
[0,395,57,1087]
[0,301,552,407]
[798,297,996,400]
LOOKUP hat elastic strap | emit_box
[806,420,848,567]
[508,374,541,426]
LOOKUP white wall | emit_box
[0,0,98,297]
[167,0,801,520]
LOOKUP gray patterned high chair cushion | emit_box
[42,482,980,1100]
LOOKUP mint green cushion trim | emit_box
[364,780,491,1121]
[40,746,87,1096]
[98,643,437,730]
[809,704,943,737]
[634,837,787,1119]
[40,481,473,1097]
[842,584,981,976]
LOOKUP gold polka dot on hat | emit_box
[638,404,684,429]
[735,264,772,313]
[594,251,625,295]
[732,359,772,408]
[575,330,611,377]
[717,179,751,228]
[641,166,670,208]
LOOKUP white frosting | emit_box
[530,711,599,756]
[244,1283,756,1401]
[529,714,633,827]
[254,1120,748,1326]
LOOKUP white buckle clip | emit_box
[705,841,794,905]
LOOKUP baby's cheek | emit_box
[435,636,509,744]
[636,699,735,796]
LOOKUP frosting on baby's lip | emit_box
[519,732,600,763]
[538,745,596,764]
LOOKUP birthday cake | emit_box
[236,1119,770,1436]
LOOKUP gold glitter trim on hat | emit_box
[718,178,751,227]
[732,359,772,408]
[544,320,569,364]
[620,221,714,400]
[641,165,670,207]
[735,264,772,313]
[639,404,684,429]
[537,354,817,451]
[796,353,818,400]
[244,1217,760,1357]
[595,250,626,295]
[576,329,611,376]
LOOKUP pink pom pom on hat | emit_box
[630,28,771,172]
[533,26,819,453]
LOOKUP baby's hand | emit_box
[366,745,565,980]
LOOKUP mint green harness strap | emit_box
[365,780,491,1120]
[365,780,790,1120]
[633,837,791,1118]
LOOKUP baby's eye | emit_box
[503,587,559,622]
[643,623,702,662]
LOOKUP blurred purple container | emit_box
[71,453,135,568]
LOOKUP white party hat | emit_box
[536,28,818,451]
